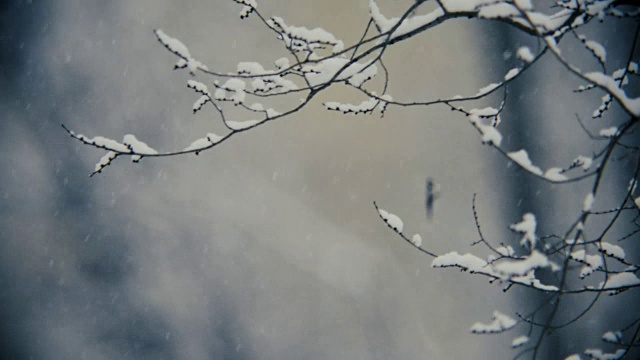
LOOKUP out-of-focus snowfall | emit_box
[0,0,636,359]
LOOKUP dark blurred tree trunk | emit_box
[484,23,564,359]
[484,14,639,358]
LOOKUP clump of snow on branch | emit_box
[493,251,550,278]
[215,78,247,105]
[597,242,626,262]
[71,133,130,154]
[517,46,534,63]
[233,0,257,19]
[369,0,445,39]
[602,331,623,344]
[123,134,158,162]
[597,273,640,295]
[470,311,516,334]
[187,79,209,93]
[507,150,567,182]
[599,126,618,138]
[154,29,206,75]
[192,95,210,113]
[439,0,505,12]
[95,152,117,174]
[324,94,391,115]
[368,0,399,33]
[411,234,423,248]
[504,68,521,81]
[431,229,557,291]
[468,114,502,146]
[511,335,529,348]
[432,252,490,273]
[584,348,626,360]
[237,61,266,75]
[508,150,543,176]
[251,74,298,94]
[544,167,568,182]
[376,206,404,233]
[226,119,262,131]
[183,133,223,153]
[268,16,344,53]
[572,156,593,171]
[584,72,640,117]
[570,249,603,278]
[593,94,612,119]
[510,213,537,249]
[64,128,158,174]
[474,1,575,33]
[303,57,378,87]
[187,80,215,113]
[475,82,500,97]
[576,34,606,66]
[235,61,298,94]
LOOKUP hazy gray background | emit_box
[1,0,636,359]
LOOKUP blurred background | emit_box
[1,0,637,359]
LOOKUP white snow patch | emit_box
[510,213,537,248]
[274,57,290,69]
[584,348,626,360]
[183,133,223,152]
[585,72,640,116]
[268,16,344,53]
[493,251,550,277]
[123,134,157,162]
[187,80,210,94]
[325,98,379,114]
[571,249,603,278]
[544,167,567,182]
[376,207,404,233]
[511,335,529,348]
[504,68,520,81]
[75,135,130,153]
[411,234,423,247]
[369,0,445,39]
[303,57,377,87]
[477,82,500,96]
[573,156,593,171]
[470,311,516,334]
[237,62,266,75]
[468,114,502,146]
[227,119,261,130]
[598,242,625,260]
[508,150,543,176]
[469,107,499,117]
[599,126,618,138]
[602,331,622,344]
[432,252,490,273]
[577,34,606,64]
[598,273,640,294]
[95,151,117,173]
[154,29,206,74]
[517,46,534,63]
[193,95,209,112]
